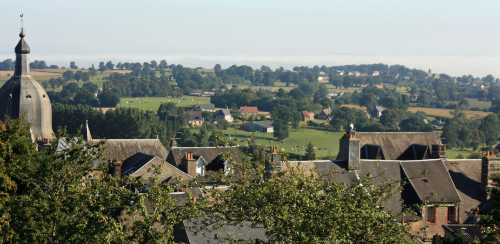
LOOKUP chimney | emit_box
[482,151,500,199]
[265,146,283,177]
[185,152,197,176]
[347,138,360,171]
[112,161,123,176]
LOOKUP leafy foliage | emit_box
[209,169,410,243]
[0,119,200,243]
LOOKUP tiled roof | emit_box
[239,106,259,113]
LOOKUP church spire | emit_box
[14,13,30,77]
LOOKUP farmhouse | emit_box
[185,111,204,127]
[239,106,259,117]
[302,111,315,122]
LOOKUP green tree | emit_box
[98,89,120,107]
[480,114,500,146]
[0,119,199,243]
[211,170,410,243]
[304,142,316,160]
[399,113,432,132]
[272,105,290,140]
[380,109,401,131]
[480,175,500,242]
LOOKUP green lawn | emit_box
[118,96,211,111]
[446,148,481,159]
[223,127,343,159]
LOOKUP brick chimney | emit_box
[185,152,197,176]
[482,151,500,199]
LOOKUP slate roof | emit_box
[185,111,203,121]
[123,153,193,183]
[359,160,403,213]
[15,31,30,54]
[91,139,168,162]
[284,159,402,214]
[285,160,356,186]
[217,109,231,117]
[167,147,241,167]
[445,159,484,223]
[401,159,461,204]
[122,152,155,175]
[338,132,442,160]
[175,217,268,244]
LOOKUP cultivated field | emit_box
[223,127,343,159]
[118,96,211,111]
[0,69,63,83]
[408,107,491,120]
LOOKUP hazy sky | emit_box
[1,0,499,76]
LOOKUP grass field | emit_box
[223,127,344,159]
[118,96,211,111]
[408,107,491,120]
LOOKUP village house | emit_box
[268,131,497,242]
[185,111,204,127]
[316,107,332,120]
[215,108,234,123]
[166,145,241,177]
[317,71,330,84]
[302,111,315,122]
[239,106,259,118]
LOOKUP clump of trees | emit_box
[52,104,170,144]
[49,82,120,108]
[0,119,199,242]
[209,166,410,243]
[442,112,499,149]
[480,175,500,242]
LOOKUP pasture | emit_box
[408,107,491,120]
[223,127,344,159]
[118,96,211,111]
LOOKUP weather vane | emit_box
[20,12,24,33]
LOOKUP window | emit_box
[448,206,456,223]
[427,207,436,223]
[26,95,32,99]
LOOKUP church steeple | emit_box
[14,17,31,77]
[0,20,55,144]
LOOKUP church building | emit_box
[0,29,55,144]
